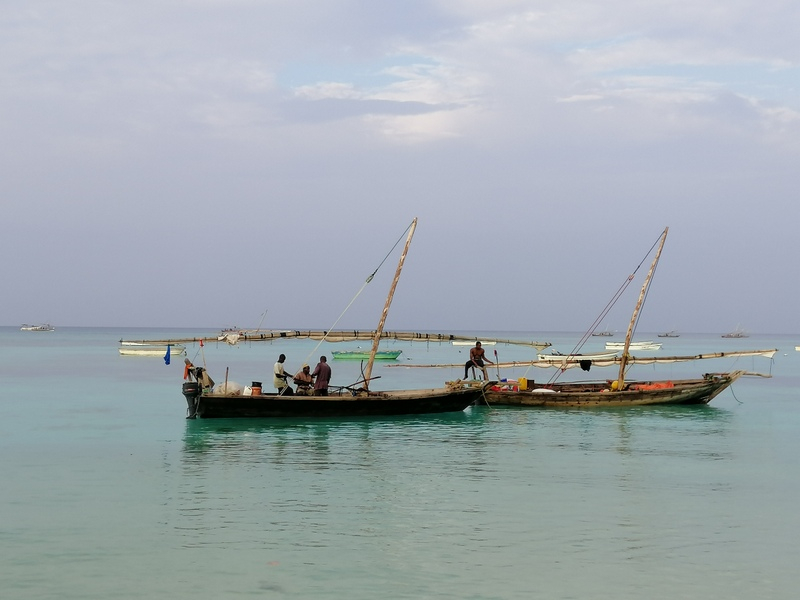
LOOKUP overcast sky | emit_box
[2,1,798,334]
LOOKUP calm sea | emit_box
[1,327,798,599]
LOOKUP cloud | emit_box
[2,1,800,331]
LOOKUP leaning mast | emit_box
[363,218,417,390]
[616,227,669,391]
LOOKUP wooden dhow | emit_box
[180,218,487,419]
[482,372,747,407]
[478,228,770,408]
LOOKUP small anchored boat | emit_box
[20,323,55,332]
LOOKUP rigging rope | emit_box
[535,229,667,386]
[302,220,415,367]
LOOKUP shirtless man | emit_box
[464,341,493,380]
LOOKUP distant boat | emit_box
[331,350,402,360]
[605,341,662,351]
[20,323,55,332]
[536,350,619,364]
[658,331,680,338]
[591,328,614,337]
[119,343,185,357]
[722,326,748,338]
[451,340,496,346]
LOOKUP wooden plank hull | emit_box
[184,384,483,418]
[481,372,743,408]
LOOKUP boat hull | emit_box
[536,351,619,363]
[119,345,185,356]
[183,384,482,418]
[481,372,743,408]
[605,342,662,351]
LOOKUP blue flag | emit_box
[164,344,171,366]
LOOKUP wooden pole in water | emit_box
[363,218,418,390]
[616,227,668,391]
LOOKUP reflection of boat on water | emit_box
[20,323,55,331]
[180,218,487,419]
[331,350,402,360]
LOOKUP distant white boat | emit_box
[20,323,55,332]
[119,344,185,357]
[605,341,662,351]
[537,350,619,364]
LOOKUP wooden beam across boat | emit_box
[120,330,553,350]
[391,349,778,370]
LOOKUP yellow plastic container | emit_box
[518,377,528,391]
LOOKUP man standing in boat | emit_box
[312,356,332,396]
[274,354,294,395]
[464,341,493,380]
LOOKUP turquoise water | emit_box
[1,327,798,599]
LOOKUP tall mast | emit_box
[616,227,668,391]
[363,218,418,390]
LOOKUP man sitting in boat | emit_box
[464,341,493,380]
[293,364,314,395]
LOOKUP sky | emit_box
[2,1,799,334]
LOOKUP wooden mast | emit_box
[363,218,418,390]
[616,227,669,391]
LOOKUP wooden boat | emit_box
[180,218,485,419]
[483,372,745,407]
[722,327,748,338]
[331,350,402,360]
[591,328,614,337]
[181,381,482,418]
[20,323,55,332]
[658,331,680,338]
[479,228,769,408]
